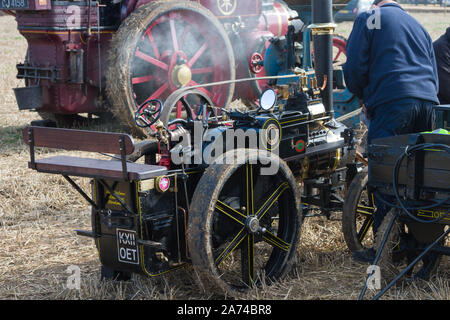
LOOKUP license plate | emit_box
[0,0,29,9]
[116,229,139,265]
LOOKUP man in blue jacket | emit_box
[434,27,450,105]
[343,0,439,262]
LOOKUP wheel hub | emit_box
[171,64,192,88]
[246,216,261,234]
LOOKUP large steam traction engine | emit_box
[3,0,296,134]
[21,1,362,296]
[2,0,359,136]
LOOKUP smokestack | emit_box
[311,0,335,117]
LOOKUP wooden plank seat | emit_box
[23,126,167,181]
[32,155,167,181]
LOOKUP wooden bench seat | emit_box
[31,156,167,181]
[23,126,167,181]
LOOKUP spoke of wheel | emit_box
[241,234,255,286]
[215,200,247,226]
[357,216,374,243]
[263,230,290,252]
[356,189,375,243]
[356,206,375,215]
[368,189,375,207]
[135,47,169,71]
[356,190,376,215]
[187,80,213,97]
[179,25,192,49]
[245,164,254,216]
[256,182,289,221]
[176,101,182,118]
[146,83,169,101]
[187,42,208,68]
[215,228,247,267]
[145,30,160,59]
[334,49,344,62]
[169,17,179,52]
[191,67,214,75]
[132,75,154,85]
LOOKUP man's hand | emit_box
[358,99,368,118]
[362,104,368,118]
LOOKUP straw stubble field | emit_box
[0,12,449,300]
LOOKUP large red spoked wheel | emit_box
[106,0,235,137]
[311,34,347,66]
[332,34,347,66]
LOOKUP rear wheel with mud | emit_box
[188,149,302,296]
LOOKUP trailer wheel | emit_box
[375,209,444,284]
[106,0,235,138]
[342,168,375,252]
[188,149,302,296]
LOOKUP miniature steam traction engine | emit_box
[22,0,359,296]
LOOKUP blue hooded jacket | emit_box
[343,2,439,116]
[433,27,450,104]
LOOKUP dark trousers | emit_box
[367,98,436,231]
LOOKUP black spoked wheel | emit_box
[342,168,376,252]
[188,149,302,296]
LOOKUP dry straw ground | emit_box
[0,11,449,300]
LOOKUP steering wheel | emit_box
[134,99,163,128]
